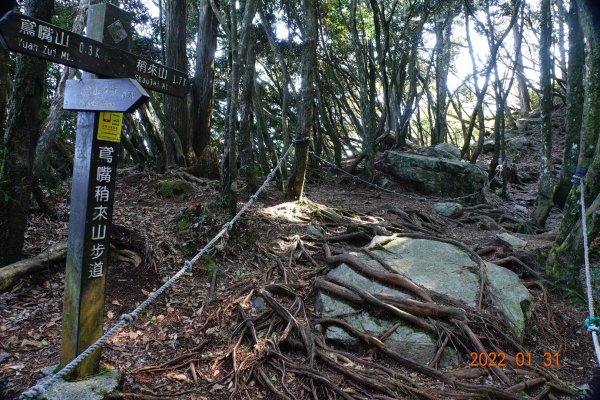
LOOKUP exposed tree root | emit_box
[131,221,574,399]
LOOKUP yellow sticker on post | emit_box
[97,112,123,143]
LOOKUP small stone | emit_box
[514,205,528,215]
[497,233,527,249]
[307,225,324,239]
[252,296,267,310]
[432,202,463,218]
[0,352,10,364]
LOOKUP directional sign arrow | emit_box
[0,11,189,97]
[64,78,149,113]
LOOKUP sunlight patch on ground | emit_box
[256,201,310,223]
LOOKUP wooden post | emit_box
[59,3,133,378]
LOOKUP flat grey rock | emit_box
[497,233,527,249]
[316,237,533,365]
[432,202,464,218]
[36,366,121,400]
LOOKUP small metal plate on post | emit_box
[64,78,149,112]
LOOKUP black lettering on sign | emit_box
[0,12,189,97]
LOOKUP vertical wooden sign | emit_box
[59,4,132,378]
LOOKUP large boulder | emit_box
[382,151,487,201]
[315,237,533,365]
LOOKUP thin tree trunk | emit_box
[513,1,531,116]
[260,9,291,180]
[164,0,189,166]
[149,97,186,164]
[349,0,375,179]
[0,47,10,133]
[0,0,54,267]
[461,1,520,160]
[221,0,257,213]
[530,0,555,228]
[288,0,317,200]
[432,15,452,145]
[239,28,258,193]
[122,115,147,164]
[140,104,168,174]
[193,0,218,159]
[253,80,282,183]
[124,113,151,163]
[554,0,585,207]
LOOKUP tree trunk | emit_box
[260,9,291,181]
[288,0,317,200]
[220,0,257,213]
[530,0,555,228]
[348,0,376,179]
[239,28,258,193]
[0,242,67,292]
[0,49,9,134]
[554,0,585,207]
[32,0,89,182]
[0,0,54,267]
[149,97,186,164]
[164,0,189,166]
[140,104,168,174]
[193,0,218,160]
[432,15,452,146]
[513,1,531,116]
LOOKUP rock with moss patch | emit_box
[382,151,487,202]
[156,179,194,198]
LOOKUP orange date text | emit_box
[469,352,559,367]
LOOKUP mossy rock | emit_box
[156,179,194,198]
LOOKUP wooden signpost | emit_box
[0,9,189,97]
[0,3,189,378]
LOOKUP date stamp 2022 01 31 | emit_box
[469,351,560,368]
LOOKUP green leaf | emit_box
[271,375,277,382]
